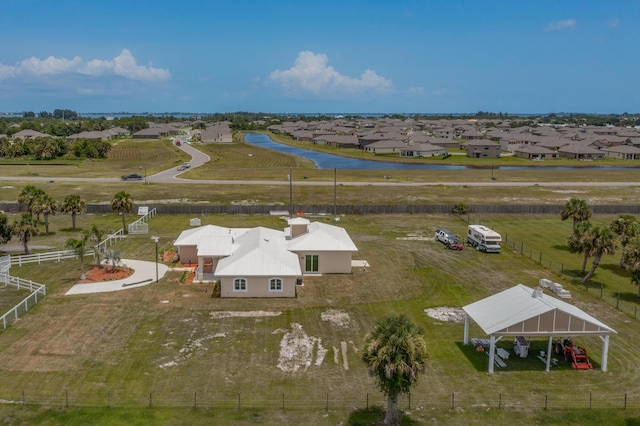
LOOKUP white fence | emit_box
[1,255,47,330]
[97,228,125,254]
[9,249,95,267]
[127,208,157,235]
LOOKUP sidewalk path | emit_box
[65,259,169,295]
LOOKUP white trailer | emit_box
[467,225,501,253]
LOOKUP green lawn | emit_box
[2,213,640,424]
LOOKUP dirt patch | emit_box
[320,309,351,328]
[210,311,282,319]
[76,266,134,283]
[277,323,325,372]
[424,306,466,323]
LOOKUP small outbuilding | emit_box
[462,284,617,373]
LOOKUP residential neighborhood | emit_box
[268,117,640,161]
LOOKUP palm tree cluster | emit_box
[562,198,640,294]
[5,185,134,259]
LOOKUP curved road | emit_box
[0,142,637,187]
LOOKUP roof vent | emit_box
[532,286,543,298]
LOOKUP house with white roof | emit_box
[173,218,358,298]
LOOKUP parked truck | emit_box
[467,225,501,253]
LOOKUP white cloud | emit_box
[607,19,619,28]
[269,50,392,96]
[544,19,576,31]
[0,49,170,82]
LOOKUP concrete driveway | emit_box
[65,259,169,295]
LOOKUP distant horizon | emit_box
[1,2,639,113]
[2,111,638,118]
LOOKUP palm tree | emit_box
[65,230,91,280]
[582,225,617,284]
[0,211,12,244]
[632,269,640,299]
[60,194,86,230]
[34,193,57,235]
[567,221,593,275]
[560,198,592,232]
[622,238,640,297]
[89,224,106,266]
[17,185,45,217]
[362,315,428,425]
[111,191,133,234]
[11,213,39,254]
[105,250,121,272]
[610,214,639,268]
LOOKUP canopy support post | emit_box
[463,314,469,345]
[488,335,496,374]
[546,336,553,372]
[600,335,610,372]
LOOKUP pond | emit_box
[244,133,632,171]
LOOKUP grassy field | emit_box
[2,212,640,424]
[0,136,639,208]
[1,135,640,424]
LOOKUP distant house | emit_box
[364,139,407,154]
[12,129,51,139]
[601,145,640,160]
[462,140,500,158]
[313,134,359,148]
[432,126,456,139]
[513,145,558,160]
[173,218,358,298]
[400,143,447,157]
[557,144,605,160]
[201,122,233,143]
[132,125,179,139]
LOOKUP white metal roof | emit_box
[173,224,249,247]
[197,236,233,256]
[286,222,358,252]
[463,284,616,336]
[215,227,300,276]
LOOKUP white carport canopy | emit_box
[463,284,617,373]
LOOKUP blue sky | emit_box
[0,1,638,114]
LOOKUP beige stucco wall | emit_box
[294,251,353,274]
[177,246,198,265]
[220,276,297,298]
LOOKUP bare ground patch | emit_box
[276,323,326,373]
[320,309,351,328]
[424,307,466,323]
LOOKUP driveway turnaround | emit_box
[65,259,169,295]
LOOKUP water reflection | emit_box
[244,133,633,171]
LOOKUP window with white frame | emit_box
[233,278,247,292]
[269,277,283,292]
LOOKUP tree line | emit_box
[0,137,111,160]
[561,197,640,295]
[0,186,136,280]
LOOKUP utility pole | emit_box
[333,168,337,219]
[289,168,293,218]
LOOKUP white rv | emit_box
[467,225,501,253]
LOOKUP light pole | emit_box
[288,168,293,218]
[151,236,159,283]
